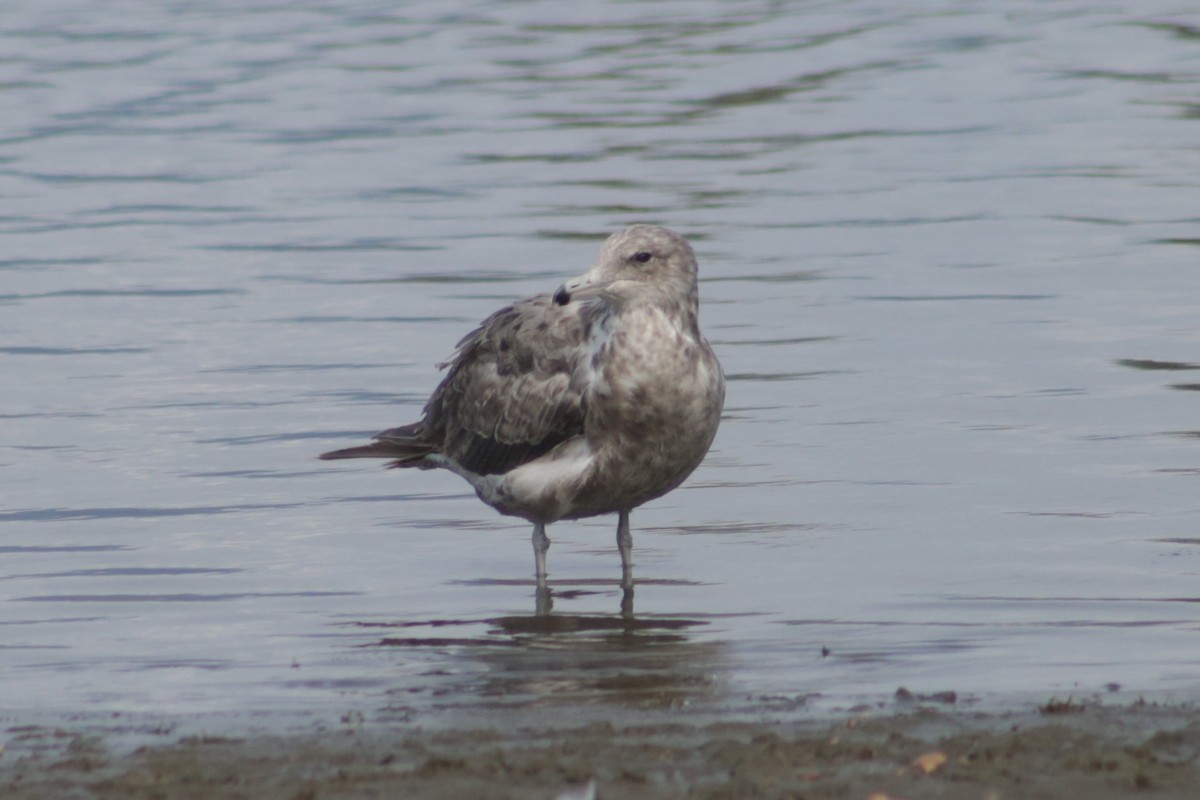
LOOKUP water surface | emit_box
[2,0,1200,733]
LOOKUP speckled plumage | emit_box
[320,225,724,583]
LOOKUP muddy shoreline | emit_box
[5,699,1200,799]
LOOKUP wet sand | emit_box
[5,700,1200,799]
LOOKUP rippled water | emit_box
[3,1,1200,732]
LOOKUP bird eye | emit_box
[630,251,653,264]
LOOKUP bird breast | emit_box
[576,303,725,512]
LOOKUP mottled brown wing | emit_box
[420,293,598,476]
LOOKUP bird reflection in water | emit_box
[534,578,632,618]
[478,580,719,711]
[357,578,723,713]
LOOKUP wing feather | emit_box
[422,293,601,475]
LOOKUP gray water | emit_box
[3,0,1200,734]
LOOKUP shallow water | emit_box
[2,0,1200,731]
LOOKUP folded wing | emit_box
[318,293,601,476]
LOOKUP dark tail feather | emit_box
[319,442,408,460]
[319,423,435,466]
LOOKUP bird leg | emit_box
[532,522,550,585]
[535,583,553,617]
[616,509,633,589]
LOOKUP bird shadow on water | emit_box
[350,578,729,712]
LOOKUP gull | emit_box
[320,225,724,588]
